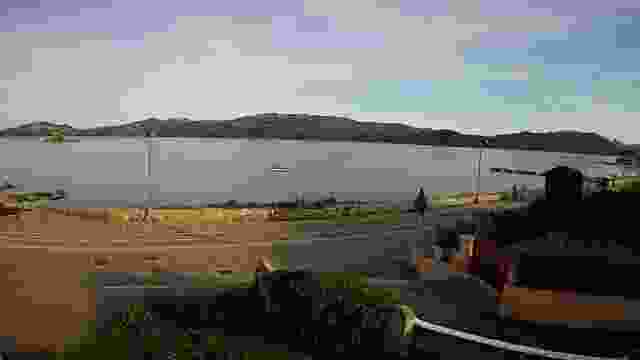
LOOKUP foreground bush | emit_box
[615,178,640,193]
[62,270,418,359]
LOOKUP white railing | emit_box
[413,317,627,360]
[98,283,630,359]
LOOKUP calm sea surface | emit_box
[0,137,618,207]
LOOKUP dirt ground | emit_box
[448,193,503,207]
[0,206,287,352]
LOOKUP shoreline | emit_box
[1,188,539,211]
[0,134,624,157]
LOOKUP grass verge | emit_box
[283,206,402,225]
[7,191,52,208]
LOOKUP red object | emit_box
[479,238,498,258]
[465,252,480,274]
[495,255,513,294]
[465,238,513,295]
[557,289,578,304]
[466,238,497,272]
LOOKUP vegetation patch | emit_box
[613,176,640,193]
[107,206,403,226]
[44,128,66,143]
[11,192,52,208]
[109,208,259,225]
[283,206,402,225]
[69,268,417,359]
[497,191,513,202]
[188,271,256,289]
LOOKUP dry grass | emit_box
[108,207,272,225]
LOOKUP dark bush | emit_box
[251,270,412,356]
[223,200,238,207]
[488,202,550,248]
[91,270,416,358]
[490,190,632,248]
[435,227,460,250]
[275,201,298,209]
[515,254,640,298]
[571,190,640,251]
[454,218,475,235]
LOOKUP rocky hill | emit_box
[0,114,627,155]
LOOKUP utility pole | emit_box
[474,139,491,205]
[143,127,155,222]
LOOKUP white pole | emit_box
[146,135,151,179]
[143,131,152,221]
[474,148,483,204]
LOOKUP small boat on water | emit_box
[270,163,290,173]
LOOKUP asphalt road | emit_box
[270,204,531,276]
[289,205,507,240]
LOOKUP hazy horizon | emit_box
[2,0,640,143]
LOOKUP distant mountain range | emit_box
[0,113,635,156]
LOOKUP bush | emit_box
[223,200,238,207]
[617,179,640,193]
[515,254,640,298]
[252,270,413,356]
[435,227,460,250]
[60,304,194,360]
[65,269,419,359]
[498,191,513,202]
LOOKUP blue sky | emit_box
[1,0,639,143]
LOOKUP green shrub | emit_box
[65,270,416,359]
[79,272,97,289]
[316,271,403,307]
[498,191,513,202]
[57,304,150,359]
[348,207,361,216]
[189,271,256,289]
[617,179,640,193]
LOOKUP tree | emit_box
[47,127,65,143]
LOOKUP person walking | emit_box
[410,187,429,270]
[414,187,428,219]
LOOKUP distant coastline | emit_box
[0,114,633,156]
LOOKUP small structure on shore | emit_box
[50,189,67,200]
[0,176,15,190]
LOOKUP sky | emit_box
[1,0,639,143]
